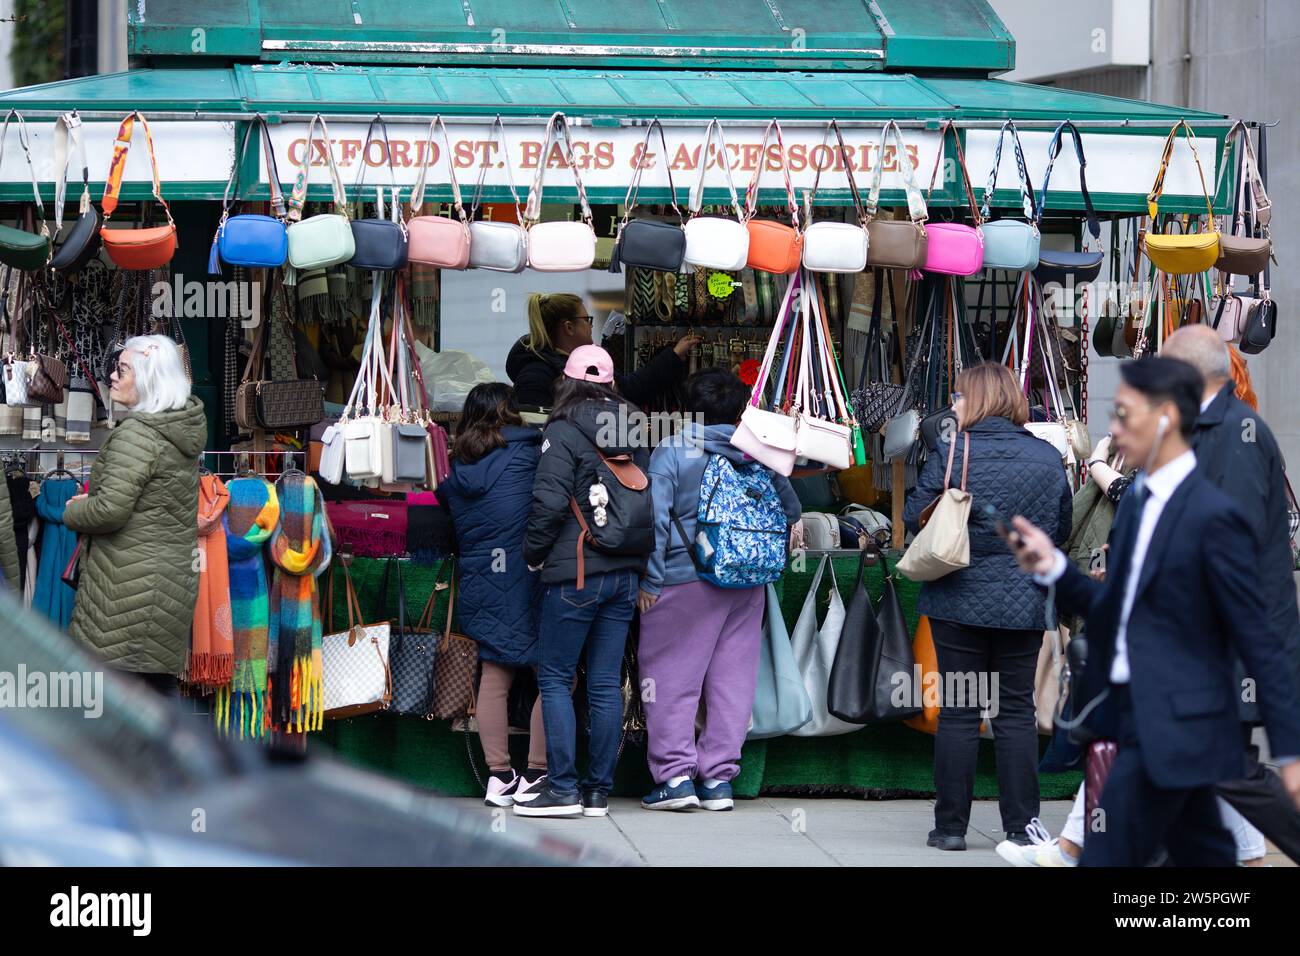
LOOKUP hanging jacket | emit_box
[438,426,542,665]
[524,397,653,585]
[33,477,80,629]
[641,421,802,596]
[5,471,35,593]
[63,396,208,674]
[505,335,687,409]
[0,473,19,591]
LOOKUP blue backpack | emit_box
[673,454,788,589]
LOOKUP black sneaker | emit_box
[580,791,609,817]
[927,829,967,851]
[512,786,582,817]
[1003,831,1034,847]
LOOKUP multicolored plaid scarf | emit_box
[267,472,332,733]
[216,477,280,739]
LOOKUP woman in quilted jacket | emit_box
[903,362,1071,853]
[63,336,207,689]
[437,382,547,809]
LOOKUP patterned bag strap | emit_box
[101,111,173,226]
[286,114,348,223]
[409,115,466,220]
[1147,119,1215,224]
[53,111,91,232]
[1037,121,1101,247]
[621,118,683,225]
[865,120,927,222]
[688,119,744,221]
[980,119,1038,223]
[743,119,800,230]
[926,120,982,226]
[1,110,49,238]
[469,115,524,221]
[524,112,593,226]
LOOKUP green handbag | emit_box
[0,111,52,270]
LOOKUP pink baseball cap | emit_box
[563,344,615,384]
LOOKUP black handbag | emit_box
[1032,121,1105,284]
[827,544,922,724]
[384,559,442,718]
[609,119,686,274]
[850,269,907,433]
[48,112,103,273]
[1239,295,1276,354]
[348,117,409,272]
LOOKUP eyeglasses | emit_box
[573,314,593,325]
[114,362,133,379]
[951,391,963,402]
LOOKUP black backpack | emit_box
[568,449,654,588]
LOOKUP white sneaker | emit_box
[995,818,1079,868]
[513,773,548,804]
[484,772,520,808]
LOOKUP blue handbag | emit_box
[978,120,1040,271]
[748,583,814,739]
[209,116,288,272]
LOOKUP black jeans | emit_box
[1214,726,1300,864]
[931,619,1041,836]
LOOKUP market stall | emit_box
[0,0,1269,798]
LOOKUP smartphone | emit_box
[981,502,1025,551]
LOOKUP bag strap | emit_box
[1147,120,1215,223]
[1037,121,1100,246]
[409,115,466,220]
[355,116,406,229]
[805,120,867,226]
[1,110,48,236]
[286,114,348,222]
[926,120,982,226]
[744,120,800,230]
[219,115,278,221]
[980,120,1038,223]
[469,115,524,221]
[747,268,801,407]
[101,111,173,226]
[857,270,887,390]
[865,121,927,222]
[568,497,592,591]
[524,112,593,226]
[942,431,970,492]
[53,111,91,232]
[622,119,683,225]
[689,119,744,221]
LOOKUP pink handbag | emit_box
[406,116,471,269]
[922,120,985,277]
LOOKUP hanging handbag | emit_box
[1144,120,1221,275]
[467,116,529,273]
[801,120,870,273]
[792,269,853,469]
[234,280,324,431]
[683,119,750,271]
[897,431,972,582]
[524,112,597,272]
[731,271,800,474]
[431,561,479,721]
[385,558,442,718]
[864,121,929,269]
[881,304,933,461]
[1212,121,1272,275]
[748,582,814,739]
[1239,287,1276,355]
[1033,121,1105,284]
[609,118,686,274]
[98,111,177,269]
[348,117,409,272]
[209,115,288,272]
[788,555,864,737]
[850,271,906,432]
[743,120,803,275]
[285,114,356,271]
[48,111,102,273]
[322,559,393,718]
[379,283,432,485]
[0,111,52,270]
[343,284,389,481]
[407,115,472,269]
[922,121,985,276]
[978,120,1041,271]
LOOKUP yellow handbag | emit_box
[1144,120,1221,275]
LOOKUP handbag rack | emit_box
[200,448,307,479]
[0,447,99,478]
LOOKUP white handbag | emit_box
[321,562,392,718]
[524,112,597,272]
[731,273,801,474]
[340,285,386,482]
[801,120,870,273]
[789,556,865,737]
[318,423,345,485]
[794,513,841,551]
[1025,421,1069,460]
[793,267,853,469]
[683,119,750,271]
[3,357,31,407]
[285,115,356,271]
[466,116,529,272]
[897,432,972,582]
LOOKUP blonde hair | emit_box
[122,335,191,413]
[526,293,584,352]
[956,362,1029,427]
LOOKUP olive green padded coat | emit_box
[63,396,208,674]
[0,474,20,591]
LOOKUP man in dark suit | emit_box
[1164,325,1300,862]
[1010,357,1300,867]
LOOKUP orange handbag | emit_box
[99,111,177,269]
[744,120,803,274]
[903,615,941,735]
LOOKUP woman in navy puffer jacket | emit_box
[438,382,548,808]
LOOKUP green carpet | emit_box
[318,555,1081,800]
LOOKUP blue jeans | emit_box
[538,569,637,796]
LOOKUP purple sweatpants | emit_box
[638,579,765,784]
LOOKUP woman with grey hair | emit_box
[63,335,208,684]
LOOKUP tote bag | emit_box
[748,583,813,739]
[897,432,971,582]
[788,555,865,737]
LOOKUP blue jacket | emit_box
[438,426,542,665]
[903,416,1072,630]
[641,421,802,596]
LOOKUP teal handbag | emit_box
[0,111,52,270]
[748,583,813,739]
[978,120,1040,271]
[285,114,355,273]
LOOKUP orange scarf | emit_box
[190,474,233,686]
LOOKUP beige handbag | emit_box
[1035,627,1070,735]
[897,432,971,582]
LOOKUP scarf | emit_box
[190,474,233,687]
[33,477,79,630]
[267,472,332,733]
[216,477,280,739]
